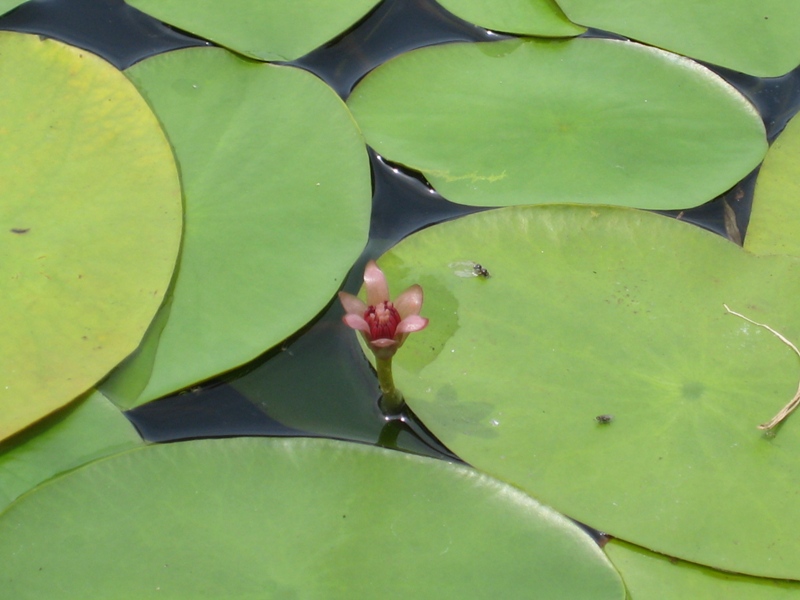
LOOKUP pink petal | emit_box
[394,284,423,319]
[363,260,390,307]
[338,291,367,317]
[342,313,370,333]
[396,315,428,334]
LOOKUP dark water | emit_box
[3,0,800,462]
[0,0,208,68]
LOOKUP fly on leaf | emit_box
[449,261,491,278]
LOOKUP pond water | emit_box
[3,0,800,467]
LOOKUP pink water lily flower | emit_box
[339,260,428,360]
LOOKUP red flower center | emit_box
[365,301,401,340]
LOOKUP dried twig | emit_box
[724,304,800,430]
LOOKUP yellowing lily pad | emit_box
[101,48,371,407]
[606,539,800,599]
[375,205,800,578]
[556,0,800,77]
[0,437,626,599]
[347,38,766,209]
[745,112,800,258]
[0,32,182,440]
[436,0,585,37]
[126,0,380,61]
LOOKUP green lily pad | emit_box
[100,48,371,408]
[437,0,585,37]
[605,539,800,599]
[126,0,380,61]
[0,0,24,17]
[0,33,182,440]
[556,0,800,77]
[745,112,800,258]
[375,205,800,578]
[347,38,766,209]
[0,390,141,513]
[0,437,625,599]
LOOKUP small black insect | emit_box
[473,263,490,278]
[10,228,30,234]
[449,261,491,278]
[595,414,614,424]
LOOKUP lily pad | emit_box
[0,0,24,17]
[436,0,585,37]
[375,205,800,578]
[126,0,380,61]
[556,0,800,77]
[0,437,625,599]
[605,539,800,599]
[745,112,800,258]
[100,48,371,408]
[0,390,142,513]
[347,38,766,209]
[0,32,182,440]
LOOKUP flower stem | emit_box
[376,357,405,415]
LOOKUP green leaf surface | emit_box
[126,0,380,61]
[437,0,585,37]
[0,437,625,599]
[0,33,182,440]
[745,112,800,258]
[0,0,24,17]
[101,48,371,408]
[376,205,800,578]
[0,390,141,513]
[606,539,800,599]
[347,38,766,209]
[556,0,800,77]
